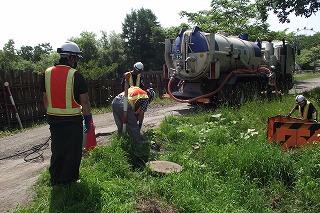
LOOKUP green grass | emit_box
[294,71,320,81]
[15,88,320,212]
[91,105,113,114]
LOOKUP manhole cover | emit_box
[147,161,182,174]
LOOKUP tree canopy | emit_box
[255,0,320,23]
[180,0,270,40]
[122,8,165,71]
[0,2,319,75]
[295,32,320,69]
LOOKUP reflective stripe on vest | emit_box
[299,101,310,120]
[121,86,148,112]
[45,65,81,116]
[125,72,141,87]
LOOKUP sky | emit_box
[1,0,319,50]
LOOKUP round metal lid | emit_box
[147,161,182,174]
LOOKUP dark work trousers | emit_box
[49,122,83,185]
[112,95,142,143]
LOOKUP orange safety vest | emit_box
[45,65,82,116]
[299,101,310,120]
[124,71,141,87]
[121,86,148,114]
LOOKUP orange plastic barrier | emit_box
[267,115,320,150]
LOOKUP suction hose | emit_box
[167,67,277,103]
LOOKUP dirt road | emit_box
[291,77,320,94]
[0,78,319,212]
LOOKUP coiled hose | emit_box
[0,137,50,162]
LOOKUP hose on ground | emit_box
[0,137,51,162]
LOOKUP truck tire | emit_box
[246,82,259,101]
[218,86,232,106]
[231,82,245,106]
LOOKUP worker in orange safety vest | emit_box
[42,41,92,186]
[112,86,155,142]
[112,86,155,166]
[121,62,145,91]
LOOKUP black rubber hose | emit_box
[0,137,51,162]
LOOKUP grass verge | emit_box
[15,88,320,212]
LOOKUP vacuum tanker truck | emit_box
[164,26,296,105]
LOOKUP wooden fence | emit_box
[0,69,172,131]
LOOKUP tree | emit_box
[149,25,166,70]
[264,30,296,43]
[32,43,52,62]
[295,33,320,68]
[310,46,320,66]
[0,39,19,70]
[179,0,270,40]
[98,31,127,77]
[3,39,16,55]
[70,31,119,79]
[296,48,314,69]
[164,23,191,39]
[70,31,99,64]
[256,0,320,23]
[98,31,112,67]
[296,32,320,50]
[18,45,34,61]
[122,8,165,71]
[0,40,39,71]
[34,52,60,74]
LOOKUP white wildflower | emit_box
[211,113,222,118]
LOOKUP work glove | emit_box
[314,119,318,123]
[83,113,92,133]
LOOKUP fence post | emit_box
[2,84,11,127]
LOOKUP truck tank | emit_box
[164,26,295,105]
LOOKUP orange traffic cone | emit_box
[84,117,97,151]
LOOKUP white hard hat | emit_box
[134,62,144,71]
[57,41,82,57]
[295,95,306,104]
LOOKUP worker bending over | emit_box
[287,95,318,122]
[112,86,155,142]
